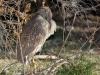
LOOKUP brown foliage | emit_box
[0,0,33,57]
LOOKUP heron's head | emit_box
[37,6,52,22]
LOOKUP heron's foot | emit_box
[30,58,35,66]
[30,58,37,74]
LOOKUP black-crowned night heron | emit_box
[16,6,56,65]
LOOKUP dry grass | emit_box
[0,50,100,75]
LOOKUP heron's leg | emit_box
[25,55,30,65]
[29,54,37,74]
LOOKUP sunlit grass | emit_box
[57,55,93,75]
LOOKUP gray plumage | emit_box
[17,6,56,63]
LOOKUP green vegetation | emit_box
[57,57,93,75]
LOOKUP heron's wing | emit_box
[17,15,49,62]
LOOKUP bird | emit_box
[16,6,57,64]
